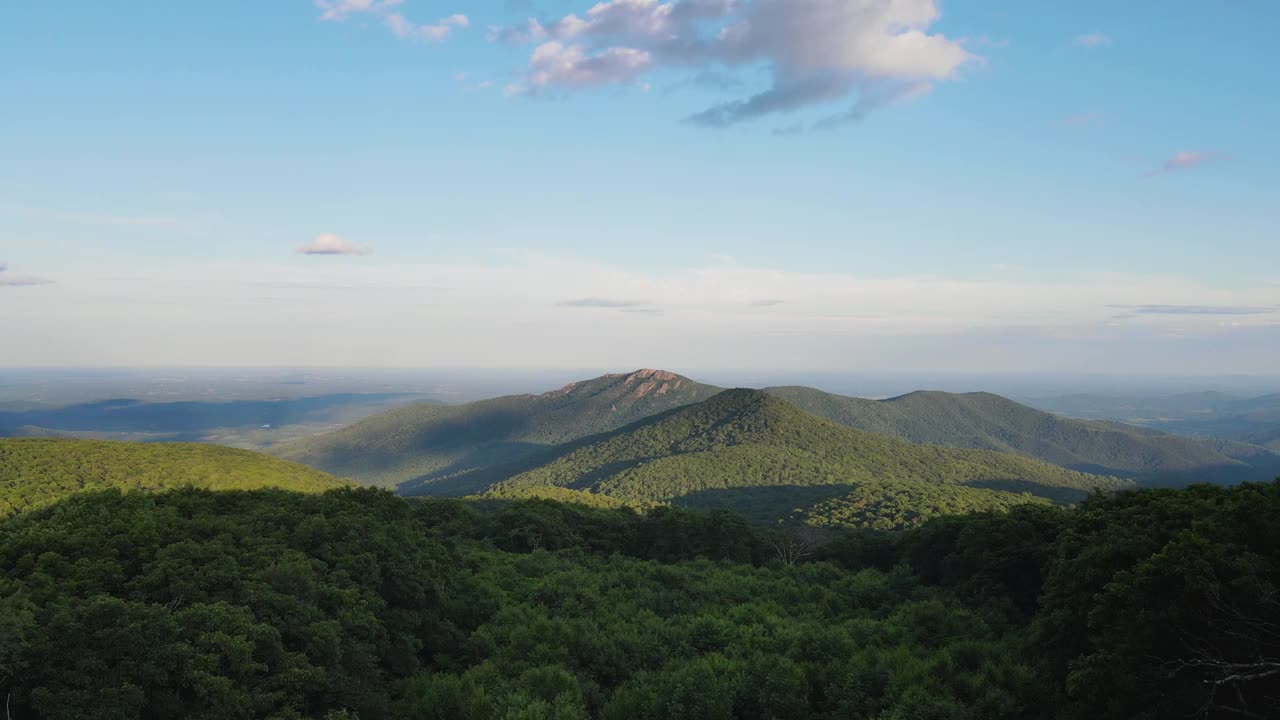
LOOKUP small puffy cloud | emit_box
[1072,32,1112,48]
[0,262,53,287]
[559,297,649,308]
[296,233,372,256]
[1149,150,1223,175]
[499,0,976,126]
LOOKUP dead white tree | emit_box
[771,525,826,566]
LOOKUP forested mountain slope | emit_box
[275,370,720,489]
[766,386,1280,483]
[0,438,346,515]
[486,389,1128,522]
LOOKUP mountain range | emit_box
[768,386,1280,484]
[278,370,1280,495]
[482,389,1125,526]
[275,369,722,489]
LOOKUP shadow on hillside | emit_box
[396,442,560,497]
[672,484,860,525]
[397,404,705,498]
[963,480,1091,504]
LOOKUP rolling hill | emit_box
[275,369,721,489]
[765,386,1280,484]
[0,438,348,515]
[483,389,1129,524]
[279,370,1278,494]
[1028,391,1280,448]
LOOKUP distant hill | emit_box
[765,386,1280,484]
[275,370,722,489]
[483,390,1128,524]
[1028,391,1280,446]
[0,393,427,449]
[0,438,347,515]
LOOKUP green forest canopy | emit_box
[1,479,1277,719]
[0,438,346,516]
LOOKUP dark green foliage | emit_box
[1,488,1051,720]
[5,446,1276,720]
[797,478,1050,531]
[0,438,347,515]
[277,370,721,489]
[487,390,1127,524]
[852,479,1280,718]
[0,488,462,720]
[1032,481,1280,719]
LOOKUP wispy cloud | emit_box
[315,0,402,22]
[961,35,1009,50]
[295,233,372,256]
[1061,111,1103,127]
[559,298,649,309]
[497,0,976,127]
[0,206,191,230]
[751,299,786,307]
[1108,304,1275,316]
[1072,32,1112,48]
[13,257,1280,371]
[1148,150,1224,176]
[0,262,53,287]
[315,1,468,42]
[387,12,468,41]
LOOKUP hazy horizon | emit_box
[5,366,1280,405]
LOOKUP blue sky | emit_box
[1,1,1277,372]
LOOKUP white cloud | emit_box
[0,262,53,287]
[315,1,467,42]
[526,42,654,91]
[295,233,372,256]
[315,0,402,22]
[387,12,469,41]
[1149,150,1224,176]
[1072,32,1112,48]
[499,0,975,126]
[560,297,650,308]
